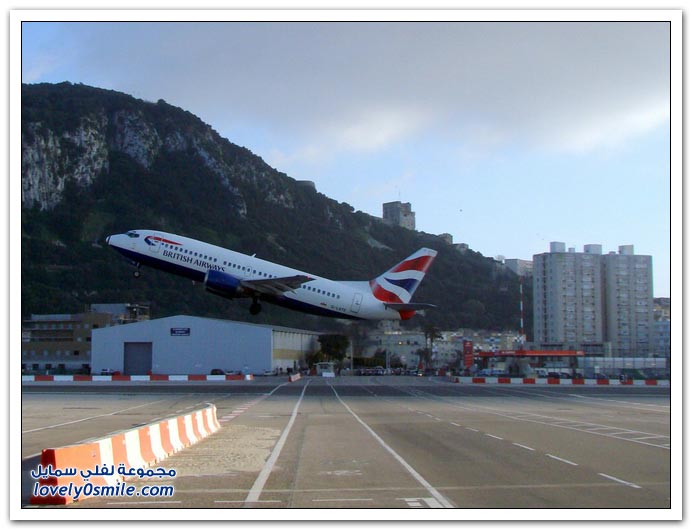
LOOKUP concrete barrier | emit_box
[29,404,220,505]
[288,373,302,383]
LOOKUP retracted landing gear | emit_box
[249,299,262,315]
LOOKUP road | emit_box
[21,376,671,512]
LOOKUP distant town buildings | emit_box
[382,201,415,230]
[21,303,150,374]
[533,242,654,357]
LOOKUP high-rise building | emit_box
[533,242,654,356]
[603,246,654,356]
[382,201,415,230]
[533,243,604,349]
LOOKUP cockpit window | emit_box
[126,231,140,238]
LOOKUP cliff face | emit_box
[20,82,528,333]
[21,83,301,217]
[22,113,109,210]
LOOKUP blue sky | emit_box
[20,18,672,296]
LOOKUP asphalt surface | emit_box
[20,376,672,513]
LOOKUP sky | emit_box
[19,15,674,297]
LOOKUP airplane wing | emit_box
[241,275,313,297]
[384,303,437,311]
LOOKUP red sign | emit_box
[463,340,474,368]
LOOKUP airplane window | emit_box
[126,232,140,238]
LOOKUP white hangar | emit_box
[91,315,321,376]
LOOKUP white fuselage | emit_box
[107,229,404,320]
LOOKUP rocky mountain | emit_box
[21,82,531,334]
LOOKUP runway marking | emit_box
[396,386,670,450]
[466,427,479,432]
[485,434,504,440]
[21,399,170,434]
[569,393,670,411]
[598,473,642,489]
[398,497,444,508]
[513,443,535,451]
[313,498,374,503]
[450,422,461,427]
[244,381,310,505]
[546,454,578,466]
[216,499,283,504]
[330,385,454,508]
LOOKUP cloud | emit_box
[22,21,670,159]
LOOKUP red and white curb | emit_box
[448,376,669,386]
[22,374,255,382]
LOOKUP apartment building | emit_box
[533,242,653,356]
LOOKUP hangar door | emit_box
[123,342,153,375]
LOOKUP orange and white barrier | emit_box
[30,404,220,505]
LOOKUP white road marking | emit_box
[399,497,444,508]
[466,427,479,432]
[216,499,283,504]
[485,434,504,440]
[395,386,670,450]
[244,381,310,505]
[513,443,535,451]
[598,473,642,489]
[547,454,578,466]
[313,498,373,503]
[22,399,171,434]
[450,422,461,427]
[331,385,454,508]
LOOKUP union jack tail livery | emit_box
[369,248,438,304]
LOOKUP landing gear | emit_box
[249,299,262,315]
[132,262,142,278]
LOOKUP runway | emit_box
[21,376,671,512]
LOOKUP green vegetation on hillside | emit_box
[21,82,532,335]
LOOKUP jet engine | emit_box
[204,270,244,299]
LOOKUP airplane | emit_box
[106,229,437,320]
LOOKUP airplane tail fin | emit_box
[369,248,438,304]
